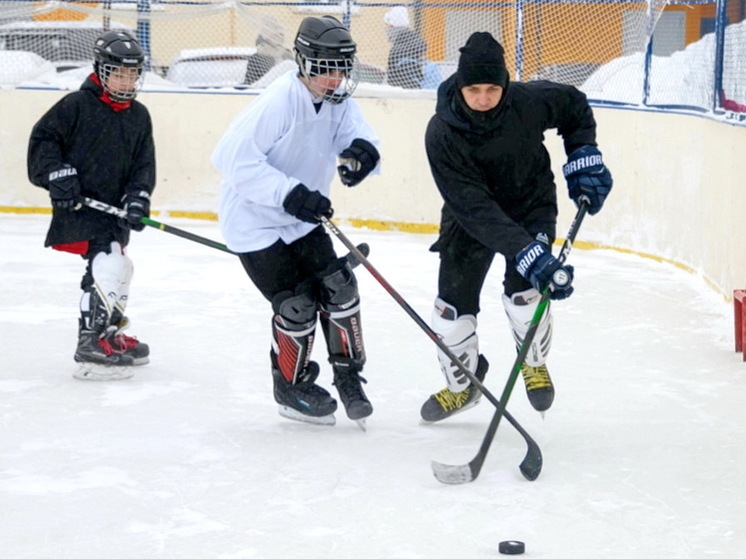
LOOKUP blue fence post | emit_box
[713,0,727,111]
[642,0,656,106]
[341,0,352,29]
[514,0,524,81]
[137,0,151,70]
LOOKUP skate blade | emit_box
[354,418,367,432]
[73,363,134,381]
[278,405,336,426]
[132,357,150,366]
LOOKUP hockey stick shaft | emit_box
[320,216,542,481]
[82,197,235,255]
[435,200,589,484]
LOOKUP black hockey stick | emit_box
[82,197,235,254]
[320,216,542,481]
[431,200,589,484]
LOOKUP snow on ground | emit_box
[1,214,745,558]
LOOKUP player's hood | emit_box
[434,73,510,134]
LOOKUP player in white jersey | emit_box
[212,16,381,427]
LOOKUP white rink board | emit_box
[3,88,746,296]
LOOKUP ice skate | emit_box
[74,328,134,380]
[107,315,149,365]
[420,354,488,423]
[520,363,554,412]
[333,367,372,430]
[272,361,337,426]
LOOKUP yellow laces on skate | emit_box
[520,364,551,390]
[433,385,475,412]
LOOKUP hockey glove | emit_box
[48,165,81,211]
[563,145,613,216]
[283,183,333,224]
[337,138,380,187]
[124,190,151,232]
[515,241,574,300]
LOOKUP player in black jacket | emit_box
[27,30,156,380]
[420,32,613,421]
[384,6,428,89]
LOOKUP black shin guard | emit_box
[271,285,318,384]
[318,262,366,371]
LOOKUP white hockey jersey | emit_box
[212,70,381,253]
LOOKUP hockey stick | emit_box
[431,199,590,484]
[320,216,542,481]
[82,197,235,254]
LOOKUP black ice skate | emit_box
[74,327,135,381]
[107,314,149,365]
[333,367,373,429]
[111,332,149,365]
[272,361,338,426]
[420,354,489,423]
[520,363,554,412]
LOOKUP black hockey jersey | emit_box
[425,75,597,257]
[28,75,156,247]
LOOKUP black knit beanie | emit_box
[456,32,509,88]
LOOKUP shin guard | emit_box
[83,242,134,332]
[502,287,553,366]
[319,261,365,373]
[432,297,479,393]
[271,286,318,384]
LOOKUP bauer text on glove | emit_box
[48,165,81,211]
[283,183,333,224]
[124,190,151,231]
[563,145,613,216]
[337,138,379,187]
[515,241,574,300]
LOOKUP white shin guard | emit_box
[90,241,134,318]
[502,288,553,367]
[82,242,134,328]
[432,297,479,393]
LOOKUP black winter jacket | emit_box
[387,27,427,89]
[28,75,156,247]
[425,76,597,258]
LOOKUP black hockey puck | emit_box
[498,540,525,555]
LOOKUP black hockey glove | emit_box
[124,190,151,232]
[283,183,333,224]
[515,241,574,300]
[48,165,81,211]
[337,138,380,187]
[563,145,613,216]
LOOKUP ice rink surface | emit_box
[1,214,744,558]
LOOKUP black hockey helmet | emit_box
[294,16,358,103]
[93,30,145,101]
